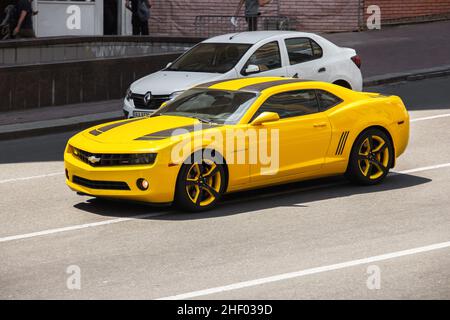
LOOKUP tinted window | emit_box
[285,38,323,65]
[251,90,319,120]
[317,90,342,111]
[243,41,282,74]
[167,43,251,73]
[154,89,257,124]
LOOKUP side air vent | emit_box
[335,131,350,155]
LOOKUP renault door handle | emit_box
[313,122,327,128]
[318,67,326,73]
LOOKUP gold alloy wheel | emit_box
[357,135,390,180]
[185,159,222,207]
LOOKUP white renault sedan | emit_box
[123,31,362,118]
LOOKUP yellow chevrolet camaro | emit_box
[64,77,409,211]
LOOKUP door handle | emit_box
[313,122,327,128]
[318,67,326,73]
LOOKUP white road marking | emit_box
[0,212,168,243]
[0,172,63,184]
[395,163,450,174]
[0,161,449,244]
[411,113,450,122]
[157,241,450,300]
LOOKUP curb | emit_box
[0,112,122,141]
[363,65,450,87]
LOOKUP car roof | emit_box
[202,31,319,44]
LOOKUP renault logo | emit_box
[144,92,152,105]
[88,155,101,164]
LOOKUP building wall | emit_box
[365,0,450,22]
[148,0,361,36]
[148,0,450,37]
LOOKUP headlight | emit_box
[126,87,132,100]
[169,91,184,100]
[128,153,157,165]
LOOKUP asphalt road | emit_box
[1,76,450,299]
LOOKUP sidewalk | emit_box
[1,20,450,140]
[324,20,450,85]
[0,100,123,140]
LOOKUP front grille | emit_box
[131,93,170,110]
[72,148,156,167]
[72,176,130,190]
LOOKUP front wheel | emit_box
[174,153,226,212]
[346,129,394,185]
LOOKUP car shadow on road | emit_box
[73,173,431,220]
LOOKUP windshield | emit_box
[167,43,251,73]
[154,89,258,124]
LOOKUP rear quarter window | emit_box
[316,90,343,111]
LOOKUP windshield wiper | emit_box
[192,116,218,125]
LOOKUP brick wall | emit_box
[365,0,450,22]
[148,0,362,36]
[148,0,450,37]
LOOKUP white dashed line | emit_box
[395,163,450,174]
[0,172,63,184]
[0,212,168,243]
[157,241,450,300]
[411,113,450,122]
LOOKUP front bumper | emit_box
[64,148,180,203]
[123,97,165,119]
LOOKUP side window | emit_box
[316,90,342,111]
[285,38,323,65]
[251,90,319,121]
[311,40,323,58]
[243,41,282,74]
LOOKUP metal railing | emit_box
[194,15,296,38]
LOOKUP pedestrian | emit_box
[233,0,272,31]
[126,0,153,36]
[13,0,37,38]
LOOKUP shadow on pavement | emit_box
[73,173,431,220]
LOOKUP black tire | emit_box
[346,128,394,185]
[174,151,227,212]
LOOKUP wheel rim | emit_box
[185,159,221,207]
[357,135,389,180]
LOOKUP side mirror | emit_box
[244,64,260,75]
[166,62,172,68]
[251,112,280,126]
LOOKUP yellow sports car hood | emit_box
[83,115,219,144]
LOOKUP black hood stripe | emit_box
[135,124,222,141]
[239,79,311,92]
[89,118,142,136]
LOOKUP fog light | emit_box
[137,178,149,191]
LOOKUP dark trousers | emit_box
[246,16,258,31]
[16,28,36,38]
[132,15,149,35]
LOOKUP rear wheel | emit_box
[175,153,226,212]
[346,129,393,185]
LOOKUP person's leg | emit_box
[250,16,258,31]
[17,28,35,38]
[141,20,149,35]
[246,16,257,31]
[132,16,140,35]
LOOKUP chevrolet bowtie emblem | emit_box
[88,155,101,164]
